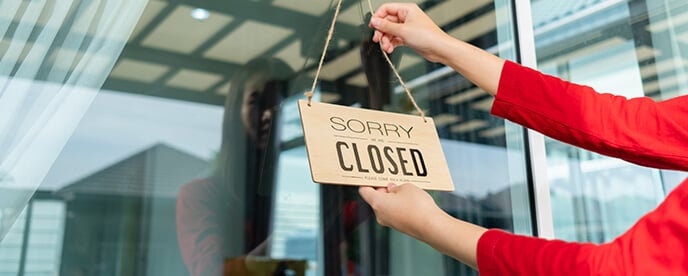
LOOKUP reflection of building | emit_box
[57,144,208,276]
[0,191,66,276]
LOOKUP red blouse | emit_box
[478,60,688,275]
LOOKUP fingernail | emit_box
[371,18,380,27]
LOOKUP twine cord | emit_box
[306,0,426,122]
[305,0,343,106]
[364,0,425,121]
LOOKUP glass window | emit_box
[1,0,533,275]
[0,197,65,276]
[531,0,688,242]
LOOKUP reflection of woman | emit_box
[176,57,292,276]
[360,3,688,275]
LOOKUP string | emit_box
[304,0,343,106]
[364,0,426,121]
[305,0,426,122]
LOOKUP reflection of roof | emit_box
[531,0,605,29]
[57,143,208,198]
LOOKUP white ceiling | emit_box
[112,0,499,97]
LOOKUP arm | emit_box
[366,2,688,274]
[358,184,611,274]
[494,61,688,170]
[371,3,688,171]
[479,177,688,275]
[358,184,486,269]
[360,180,688,275]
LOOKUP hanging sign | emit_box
[298,100,454,191]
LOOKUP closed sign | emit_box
[298,100,454,191]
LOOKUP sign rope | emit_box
[304,0,427,122]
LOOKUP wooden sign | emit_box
[298,100,454,191]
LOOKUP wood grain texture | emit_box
[298,100,454,191]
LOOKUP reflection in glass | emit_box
[177,57,293,275]
[2,0,536,275]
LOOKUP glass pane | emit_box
[0,1,531,275]
[531,0,688,242]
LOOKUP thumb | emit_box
[358,186,378,204]
[370,17,403,37]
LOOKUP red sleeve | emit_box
[491,60,688,171]
[478,61,688,274]
[477,178,688,275]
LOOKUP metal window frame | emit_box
[512,0,555,239]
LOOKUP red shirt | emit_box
[478,60,688,275]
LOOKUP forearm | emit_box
[434,34,505,96]
[492,61,688,170]
[416,210,487,269]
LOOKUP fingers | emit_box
[372,3,402,19]
[359,183,397,204]
[372,3,413,20]
[369,16,400,32]
[370,4,412,53]
[373,30,381,42]
[370,17,403,37]
[358,186,377,204]
[380,34,392,52]
[380,32,403,53]
[387,183,399,192]
[384,15,400,24]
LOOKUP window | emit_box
[530,0,688,242]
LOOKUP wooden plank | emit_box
[298,100,454,191]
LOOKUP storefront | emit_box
[0,0,686,275]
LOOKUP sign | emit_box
[298,100,454,191]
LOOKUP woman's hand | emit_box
[359,183,486,269]
[369,2,505,95]
[369,3,450,63]
[358,183,445,240]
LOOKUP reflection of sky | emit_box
[40,90,223,190]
